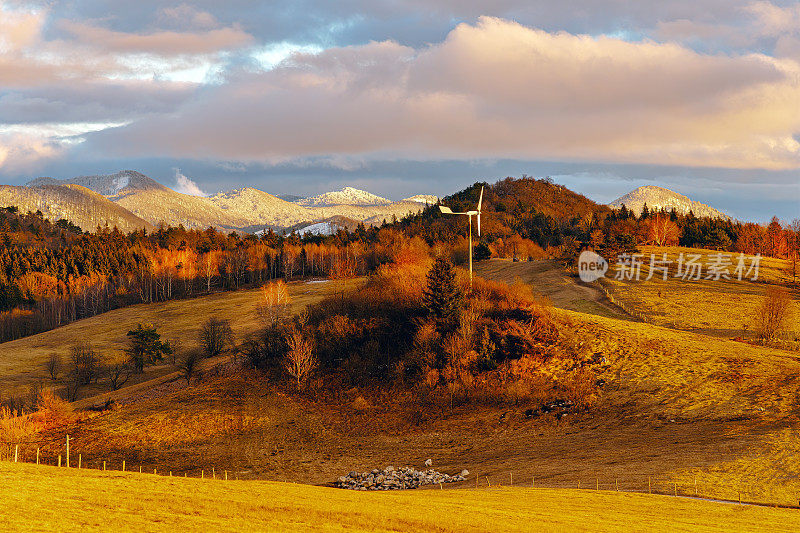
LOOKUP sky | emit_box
[0,1,798,222]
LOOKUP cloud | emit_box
[59,20,253,56]
[173,169,207,196]
[87,17,800,170]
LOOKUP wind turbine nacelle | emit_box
[466,211,478,215]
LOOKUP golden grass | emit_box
[602,246,799,339]
[2,461,799,532]
[473,259,630,319]
[0,279,362,399]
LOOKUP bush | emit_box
[755,286,791,342]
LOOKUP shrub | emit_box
[755,286,791,342]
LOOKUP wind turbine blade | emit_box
[477,186,484,212]
[439,205,453,214]
[477,213,481,237]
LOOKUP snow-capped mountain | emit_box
[296,187,391,206]
[29,170,166,198]
[609,186,730,220]
[18,172,432,232]
[403,194,439,204]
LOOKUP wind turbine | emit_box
[439,186,483,289]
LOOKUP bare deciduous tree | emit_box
[283,328,316,390]
[45,354,61,382]
[70,343,100,385]
[107,361,132,391]
[199,317,235,358]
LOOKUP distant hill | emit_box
[0,182,152,233]
[208,188,314,228]
[297,187,391,206]
[403,194,439,204]
[610,186,730,219]
[19,172,431,232]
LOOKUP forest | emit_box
[0,177,796,344]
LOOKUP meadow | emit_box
[600,246,798,340]
[0,278,359,400]
[3,461,799,532]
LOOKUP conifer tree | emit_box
[422,256,462,335]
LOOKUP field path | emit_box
[474,259,633,320]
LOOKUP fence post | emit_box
[14,444,18,463]
[78,454,81,469]
[36,447,39,465]
[58,455,61,467]
[510,473,512,486]
[66,435,69,468]
[532,476,535,488]
[596,478,599,491]
[103,460,106,471]
[615,478,618,491]
[213,467,216,480]
[122,460,125,472]
[154,468,157,475]
[648,476,651,494]
[674,483,677,496]
[577,480,581,490]
[202,470,204,479]
[225,470,228,481]
[694,476,697,496]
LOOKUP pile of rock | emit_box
[336,465,469,490]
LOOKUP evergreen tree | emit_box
[422,256,462,335]
[126,323,172,372]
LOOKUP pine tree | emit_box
[422,256,462,334]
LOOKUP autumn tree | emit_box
[646,214,680,246]
[258,280,291,326]
[126,323,172,373]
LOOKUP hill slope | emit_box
[0,183,151,233]
[610,185,730,219]
[207,188,314,228]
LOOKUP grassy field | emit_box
[3,461,799,532]
[474,259,631,320]
[12,297,800,507]
[601,246,799,339]
[0,279,360,399]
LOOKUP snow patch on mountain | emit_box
[297,187,391,206]
[403,194,438,204]
[609,186,730,220]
